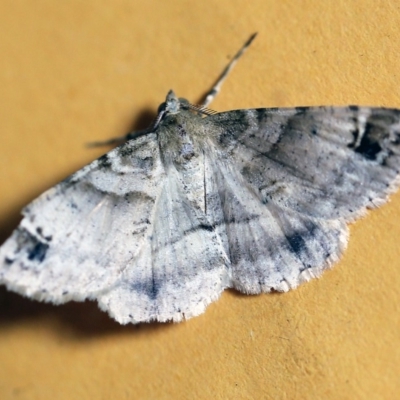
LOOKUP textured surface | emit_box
[1,0,400,399]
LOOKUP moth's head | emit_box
[158,90,190,116]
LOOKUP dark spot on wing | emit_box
[349,105,359,112]
[233,110,252,128]
[284,222,318,259]
[285,232,307,256]
[354,122,383,160]
[130,278,161,300]
[295,106,308,114]
[196,224,214,232]
[255,108,268,124]
[27,242,49,263]
[4,257,14,265]
[12,228,50,264]
[349,109,400,161]
[117,144,134,157]
[97,154,112,169]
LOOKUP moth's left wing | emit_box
[0,132,231,324]
[0,134,165,305]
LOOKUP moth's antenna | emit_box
[200,33,257,108]
[88,34,257,148]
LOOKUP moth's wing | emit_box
[203,153,348,293]
[203,106,400,292]
[0,134,166,305]
[98,164,231,324]
[208,106,400,220]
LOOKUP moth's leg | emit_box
[200,33,257,108]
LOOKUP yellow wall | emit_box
[0,1,399,399]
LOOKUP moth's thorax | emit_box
[158,110,208,163]
[157,108,209,213]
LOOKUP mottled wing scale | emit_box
[0,134,165,303]
[202,105,400,292]
[202,151,349,293]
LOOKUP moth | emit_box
[1,33,400,324]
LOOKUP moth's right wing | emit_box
[202,106,400,294]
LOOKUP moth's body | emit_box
[159,93,211,214]
[1,35,400,324]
